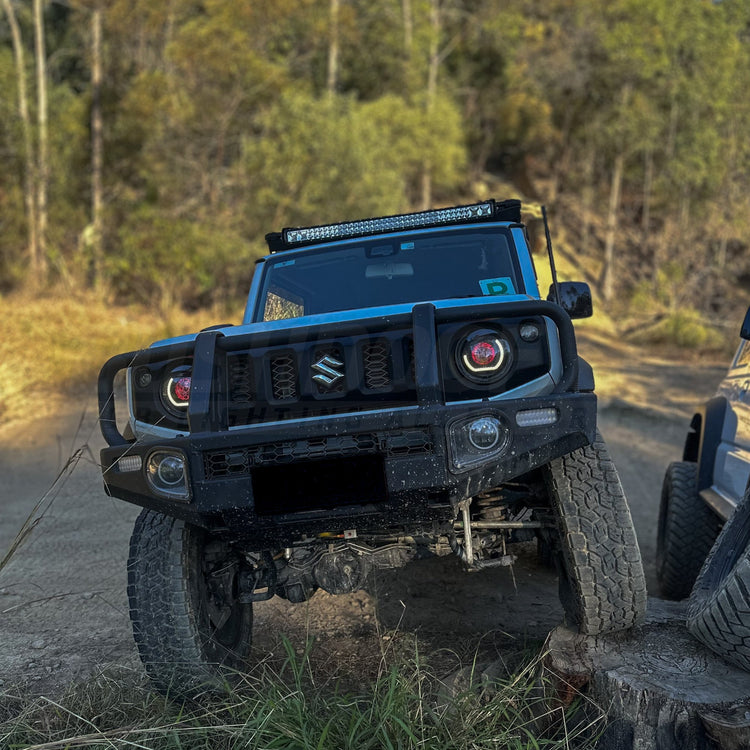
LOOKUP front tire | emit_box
[687,488,750,672]
[545,432,647,635]
[656,461,722,600]
[127,509,253,698]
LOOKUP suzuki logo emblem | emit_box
[312,355,344,387]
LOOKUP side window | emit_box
[734,341,750,369]
[263,288,304,322]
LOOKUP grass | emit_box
[0,635,604,750]
[0,289,239,428]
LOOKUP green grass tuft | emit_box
[0,637,605,750]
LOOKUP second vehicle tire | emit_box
[687,487,750,672]
[656,461,722,600]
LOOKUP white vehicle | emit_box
[657,305,750,600]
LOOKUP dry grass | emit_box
[0,289,240,428]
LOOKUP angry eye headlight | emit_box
[456,328,513,383]
[160,365,192,416]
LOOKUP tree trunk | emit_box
[601,84,632,303]
[602,150,624,303]
[91,6,104,289]
[580,142,595,257]
[2,0,38,279]
[641,148,653,270]
[546,599,750,750]
[33,0,49,281]
[402,0,413,55]
[420,0,439,210]
[326,0,339,99]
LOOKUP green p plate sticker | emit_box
[479,277,516,296]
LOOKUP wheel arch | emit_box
[684,396,728,493]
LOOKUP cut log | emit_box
[545,598,750,750]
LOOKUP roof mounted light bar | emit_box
[265,199,522,252]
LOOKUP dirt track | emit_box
[0,339,727,696]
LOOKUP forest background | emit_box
[1,0,749,349]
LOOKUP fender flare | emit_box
[684,396,729,493]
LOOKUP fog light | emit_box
[146,450,190,500]
[157,455,185,485]
[448,413,509,471]
[468,417,502,450]
[516,408,558,427]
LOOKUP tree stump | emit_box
[545,599,750,750]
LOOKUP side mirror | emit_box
[548,281,593,319]
[741,306,750,340]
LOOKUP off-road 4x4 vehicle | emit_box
[658,307,750,671]
[99,199,646,695]
[657,305,750,601]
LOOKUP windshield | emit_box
[258,226,523,322]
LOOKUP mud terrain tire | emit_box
[687,488,750,672]
[127,509,253,697]
[656,461,722,600]
[544,432,647,635]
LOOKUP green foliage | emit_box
[111,206,259,311]
[241,89,465,232]
[0,0,749,322]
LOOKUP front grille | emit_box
[221,328,418,426]
[202,429,433,480]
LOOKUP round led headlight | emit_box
[456,328,512,383]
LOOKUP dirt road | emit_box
[0,340,727,696]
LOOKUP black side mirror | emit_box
[548,281,593,319]
[741,306,750,340]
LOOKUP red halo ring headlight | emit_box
[457,328,513,383]
[160,364,192,416]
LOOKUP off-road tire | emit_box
[544,432,647,635]
[687,488,750,672]
[656,461,722,600]
[127,509,253,698]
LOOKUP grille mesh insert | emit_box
[228,354,255,404]
[270,352,298,400]
[362,339,391,390]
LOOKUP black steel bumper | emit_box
[100,392,596,546]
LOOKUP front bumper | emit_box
[101,392,596,546]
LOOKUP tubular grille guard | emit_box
[98,300,578,447]
[203,429,434,480]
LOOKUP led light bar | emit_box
[265,199,522,252]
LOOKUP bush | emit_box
[629,308,727,351]
[109,207,262,311]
